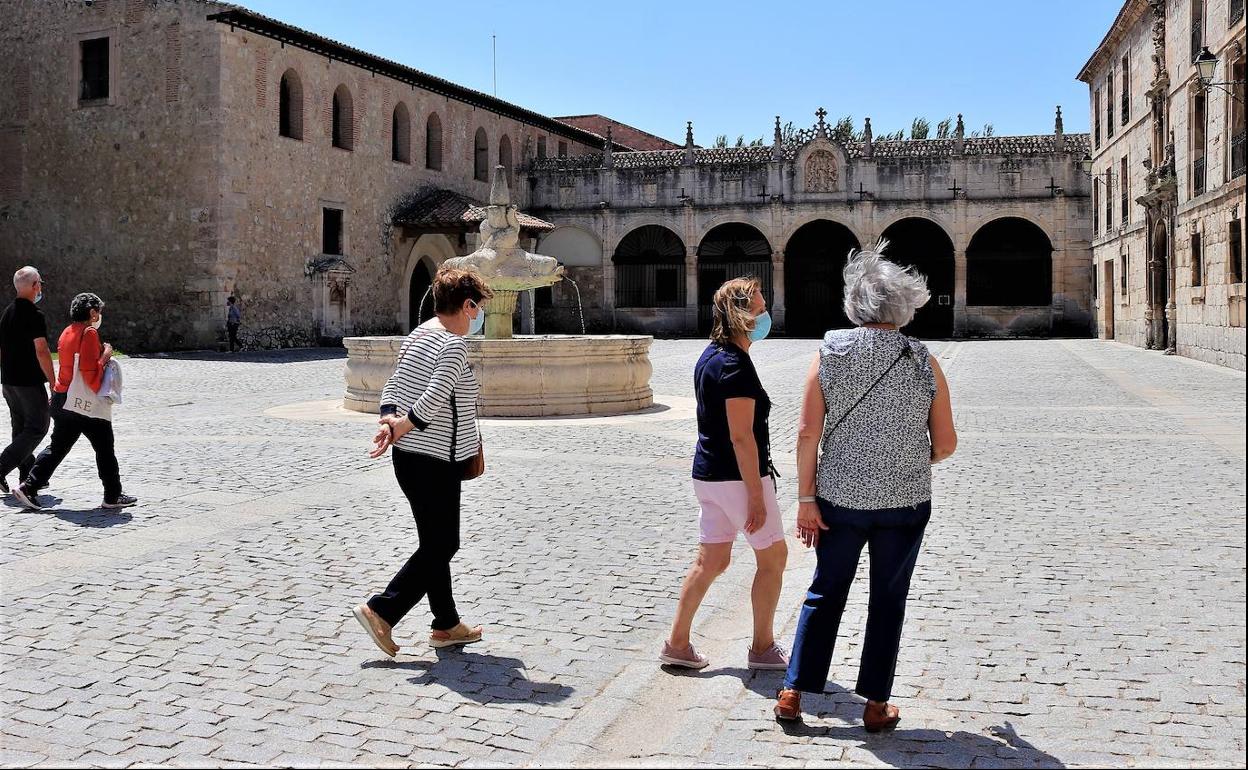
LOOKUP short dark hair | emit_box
[227,296,236,304]
[69,292,104,322]
[432,267,493,314]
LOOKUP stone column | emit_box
[485,289,519,339]
[770,251,786,329]
[685,251,699,331]
[953,248,969,336]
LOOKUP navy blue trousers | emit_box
[784,499,930,702]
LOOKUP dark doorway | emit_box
[613,225,687,309]
[697,223,772,331]
[408,259,434,331]
[784,220,860,337]
[966,218,1053,306]
[880,218,956,338]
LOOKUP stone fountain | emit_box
[343,167,653,417]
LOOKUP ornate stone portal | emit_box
[343,166,654,417]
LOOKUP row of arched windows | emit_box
[275,68,525,180]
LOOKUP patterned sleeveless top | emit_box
[816,328,937,510]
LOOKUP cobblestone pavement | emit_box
[1,339,1244,768]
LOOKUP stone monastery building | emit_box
[3,0,1097,352]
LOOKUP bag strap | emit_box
[826,341,913,436]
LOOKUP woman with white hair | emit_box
[774,241,956,730]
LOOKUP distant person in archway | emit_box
[775,241,957,731]
[352,267,491,657]
[661,277,789,672]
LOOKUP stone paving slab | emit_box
[1,339,1244,768]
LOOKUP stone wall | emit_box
[207,17,605,349]
[1083,0,1246,368]
[527,139,1094,339]
[0,0,226,351]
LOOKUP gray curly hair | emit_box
[842,239,930,328]
[69,292,105,323]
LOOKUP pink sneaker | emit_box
[748,642,789,670]
[659,641,709,669]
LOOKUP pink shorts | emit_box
[693,476,786,550]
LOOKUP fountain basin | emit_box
[344,335,653,417]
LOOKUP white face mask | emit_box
[91,315,102,330]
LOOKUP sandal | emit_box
[429,622,483,649]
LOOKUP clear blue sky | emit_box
[238,0,1121,142]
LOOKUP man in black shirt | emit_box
[0,267,57,495]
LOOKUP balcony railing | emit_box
[1232,130,1246,179]
[1193,155,1207,195]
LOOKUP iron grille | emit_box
[614,263,686,309]
[1232,130,1246,179]
[696,261,773,330]
[1193,155,1207,195]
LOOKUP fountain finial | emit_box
[489,164,511,206]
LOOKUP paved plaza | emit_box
[0,338,1244,768]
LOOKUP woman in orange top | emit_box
[12,293,137,511]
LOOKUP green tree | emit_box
[910,117,931,140]
[936,117,953,139]
[714,134,728,148]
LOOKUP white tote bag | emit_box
[64,353,113,422]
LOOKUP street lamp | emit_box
[1078,153,1094,176]
[1193,46,1246,101]
[1195,46,1218,84]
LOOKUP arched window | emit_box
[696,223,772,331]
[332,84,353,150]
[473,127,489,181]
[966,217,1053,306]
[278,69,302,140]
[613,225,686,308]
[425,113,442,170]
[498,134,513,185]
[391,102,410,163]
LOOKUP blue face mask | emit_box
[34,292,42,304]
[749,311,772,342]
[468,305,486,336]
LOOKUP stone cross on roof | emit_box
[815,107,829,138]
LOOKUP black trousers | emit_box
[1,384,50,482]
[784,499,930,702]
[368,449,465,631]
[227,322,241,352]
[25,392,122,501]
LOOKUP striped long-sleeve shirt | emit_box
[379,324,481,462]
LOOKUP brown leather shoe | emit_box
[774,688,802,722]
[863,701,900,733]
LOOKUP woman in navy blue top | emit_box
[660,277,790,672]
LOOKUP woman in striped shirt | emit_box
[353,267,492,657]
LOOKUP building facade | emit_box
[527,114,1093,339]
[4,0,1096,351]
[0,0,603,351]
[1079,0,1246,369]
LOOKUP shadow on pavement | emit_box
[133,348,346,364]
[361,649,574,705]
[53,507,133,527]
[673,666,1065,768]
